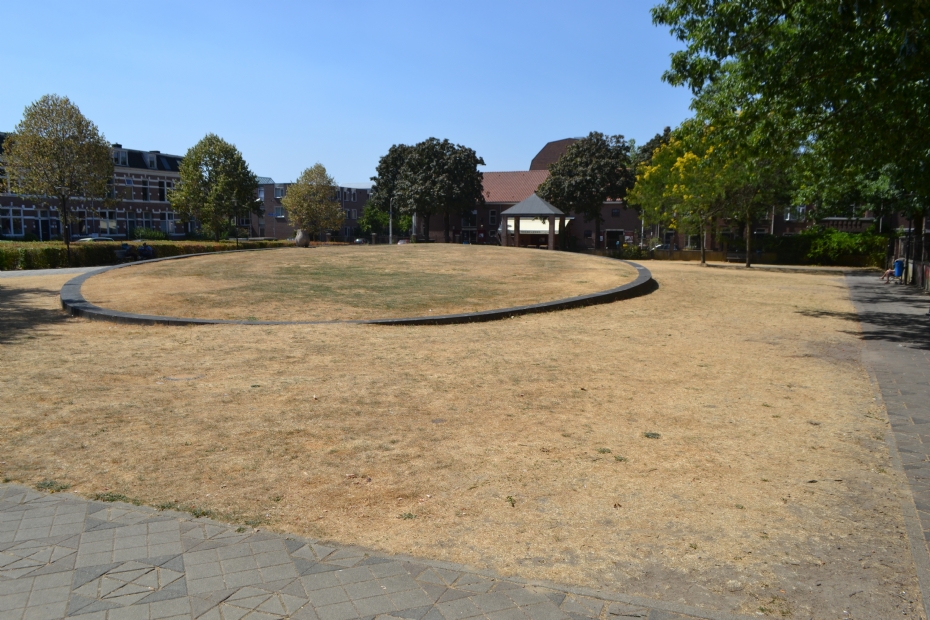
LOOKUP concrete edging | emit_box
[60,249,657,327]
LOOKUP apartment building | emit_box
[251,178,371,240]
[0,133,185,240]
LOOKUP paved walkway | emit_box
[0,267,98,279]
[0,485,754,620]
[846,274,930,620]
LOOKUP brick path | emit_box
[0,485,755,620]
[846,273,930,620]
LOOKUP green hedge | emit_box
[0,240,295,271]
[725,227,891,267]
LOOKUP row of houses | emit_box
[0,132,891,249]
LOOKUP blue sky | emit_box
[1,1,692,185]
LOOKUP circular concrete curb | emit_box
[60,249,657,327]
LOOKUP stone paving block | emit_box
[0,589,31,612]
[351,593,396,616]
[487,608,530,620]
[316,601,361,620]
[519,602,570,620]
[368,562,407,580]
[337,566,375,585]
[20,599,68,620]
[388,588,435,610]
[471,591,518,613]
[344,579,389,601]
[378,574,419,594]
[311,586,351,606]
[302,572,343,592]
[259,562,298,582]
[605,602,649,618]
[436,596,484,620]
[505,588,550,607]
[224,568,264,588]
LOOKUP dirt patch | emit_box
[81,245,638,321]
[0,261,921,618]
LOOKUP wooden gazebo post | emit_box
[559,215,566,250]
[500,215,508,246]
[548,216,555,250]
[514,217,521,248]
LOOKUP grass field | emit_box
[81,245,638,321]
[0,254,917,618]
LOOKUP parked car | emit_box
[77,236,115,242]
[396,239,409,245]
[353,238,369,245]
[652,243,670,251]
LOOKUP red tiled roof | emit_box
[481,170,549,204]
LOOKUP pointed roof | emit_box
[500,194,564,217]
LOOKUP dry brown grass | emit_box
[0,258,918,618]
[81,245,638,321]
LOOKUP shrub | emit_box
[0,239,295,271]
[129,227,168,240]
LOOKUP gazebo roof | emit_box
[500,194,564,217]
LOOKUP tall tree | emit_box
[3,95,113,263]
[368,144,414,238]
[170,134,259,241]
[281,164,344,245]
[370,139,484,242]
[537,132,634,250]
[652,0,930,203]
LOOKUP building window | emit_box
[113,150,128,166]
[350,209,357,220]
[0,208,24,236]
[158,180,166,201]
[158,211,176,234]
[274,187,284,199]
[351,190,357,202]
[584,230,592,238]
[141,180,149,201]
[100,211,118,235]
[489,210,497,226]
[124,178,133,200]
[147,154,157,169]
[258,188,265,200]
[274,206,285,217]
[611,208,620,217]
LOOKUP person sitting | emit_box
[139,243,154,260]
[880,267,895,283]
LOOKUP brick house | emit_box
[1,134,187,240]
[425,139,644,249]
[250,178,371,241]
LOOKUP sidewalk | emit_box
[846,274,930,620]
[0,485,754,620]
[0,267,98,279]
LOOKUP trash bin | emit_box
[894,258,905,278]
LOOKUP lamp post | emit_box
[389,196,393,245]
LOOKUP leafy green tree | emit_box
[281,164,344,245]
[651,0,930,207]
[3,95,113,262]
[170,134,259,241]
[369,144,414,239]
[537,132,634,249]
[371,139,484,242]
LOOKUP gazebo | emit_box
[499,194,566,250]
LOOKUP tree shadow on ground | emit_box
[0,285,70,345]
[798,277,930,350]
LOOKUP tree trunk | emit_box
[700,219,706,266]
[61,198,71,266]
[423,214,431,242]
[444,211,451,243]
[745,216,752,268]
